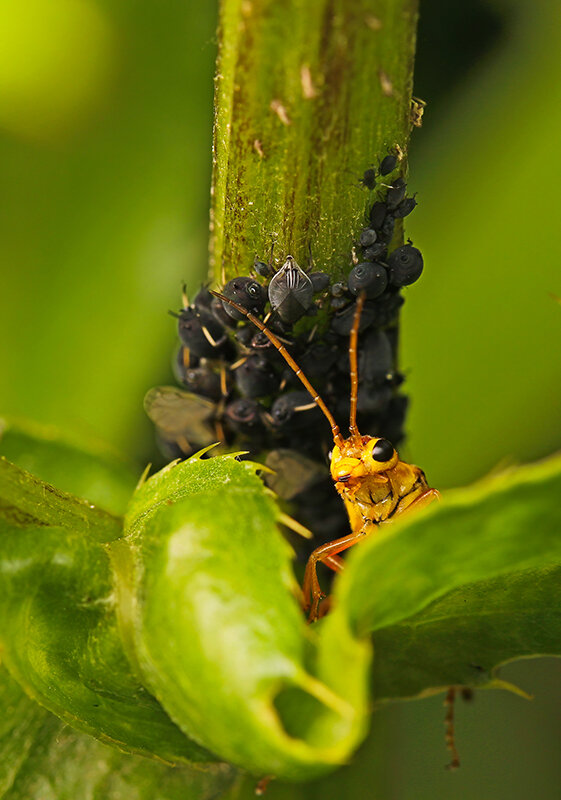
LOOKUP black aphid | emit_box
[359,228,377,247]
[331,281,347,298]
[234,353,279,398]
[347,262,388,299]
[386,177,407,210]
[173,306,228,358]
[269,391,322,432]
[224,398,263,434]
[379,154,398,176]
[358,330,394,387]
[393,196,417,219]
[221,277,267,320]
[254,260,274,278]
[330,301,376,336]
[363,242,387,261]
[309,272,330,293]
[369,201,387,230]
[378,214,395,244]
[173,353,223,400]
[387,244,424,286]
[360,167,377,190]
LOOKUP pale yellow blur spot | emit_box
[0,0,115,141]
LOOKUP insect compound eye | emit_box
[387,244,424,287]
[222,276,267,320]
[371,438,395,463]
[379,154,398,176]
[246,281,262,298]
[347,262,388,299]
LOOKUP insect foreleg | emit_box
[303,529,373,621]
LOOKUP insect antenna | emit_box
[348,292,366,439]
[210,290,345,447]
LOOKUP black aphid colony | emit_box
[146,159,424,553]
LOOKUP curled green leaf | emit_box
[0,456,215,765]
[113,453,370,780]
[320,452,561,701]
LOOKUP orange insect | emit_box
[210,288,439,621]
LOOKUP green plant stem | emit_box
[211,0,418,282]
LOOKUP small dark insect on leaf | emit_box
[386,178,407,210]
[173,307,228,358]
[347,262,388,299]
[173,352,223,400]
[357,330,394,387]
[360,167,377,189]
[369,201,387,230]
[254,259,274,278]
[309,272,330,293]
[331,281,347,298]
[330,300,376,336]
[234,353,279,398]
[379,154,398,176]
[393,196,417,219]
[269,391,322,432]
[359,228,377,247]
[378,214,395,243]
[221,277,267,320]
[363,242,387,261]
[224,397,263,434]
[387,244,424,286]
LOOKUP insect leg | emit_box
[303,529,372,621]
[323,554,345,572]
[392,487,440,518]
[444,687,460,770]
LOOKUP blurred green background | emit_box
[0,0,560,797]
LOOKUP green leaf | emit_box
[0,666,49,796]
[320,453,561,700]
[0,669,235,800]
[0,417,137,516]
[112,453,370,781]
[0,456,216,765]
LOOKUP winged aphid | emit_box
[268,256,315,325]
